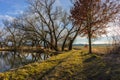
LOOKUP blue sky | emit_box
[0,0,114,44]
[0,0,71,17]
[0,0,71,27]
[0,0,28,27]
[0,0,27,16]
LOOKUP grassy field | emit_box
[0,49,120,80]
[73,46,113,54]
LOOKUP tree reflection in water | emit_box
[0,51,50,72]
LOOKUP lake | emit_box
[0,51,50,72]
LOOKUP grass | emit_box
[0,49,120,80]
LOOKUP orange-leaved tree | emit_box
[70,0,120,53]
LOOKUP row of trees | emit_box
[0,0,80,51]
[0,0,119,53]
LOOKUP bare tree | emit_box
[18,0,79,51]
[1,0,82,52]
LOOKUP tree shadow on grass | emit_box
[82,54,120,80]
[36,54,72,80]
[29,51,120,80]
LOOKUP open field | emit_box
[0,49,119,80]
[73,45,113,54]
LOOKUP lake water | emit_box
[0,51,50,72]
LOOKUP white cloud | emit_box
[74,36,88,44]
[93,41,111,44]
[93,37,112,44]
[106,24,120,37]
[0,15,15,21]
[7,10,24,15]
[74,36,112,44]
[0,15,15,28]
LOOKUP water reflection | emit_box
[0,51,50,72]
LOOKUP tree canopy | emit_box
[70,0,120,53]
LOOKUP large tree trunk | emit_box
[68,29,79,50]
[47,39,58,51]
[62,34,70,51]
[55,40,58,50]
[68,40,73,50]
[50,34,54,49]
[88,31,92,54]
[62,38,67,51]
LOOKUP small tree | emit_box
[71,0,120,53]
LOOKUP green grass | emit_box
[0,50,120,80]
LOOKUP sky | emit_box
[0,0,28,27]
[0,0,72,26]
[0,0,117,44]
